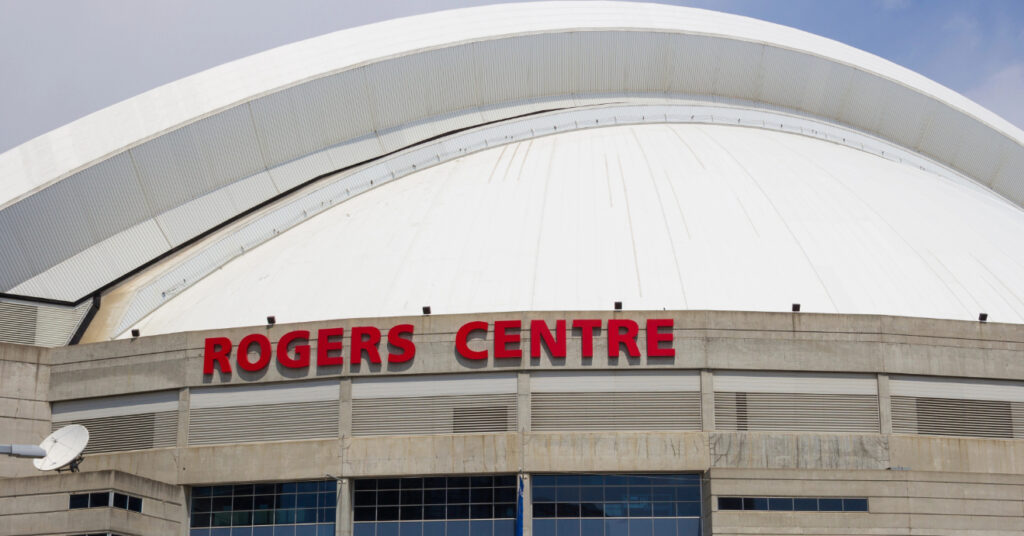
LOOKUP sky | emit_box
[0,0,1021,154]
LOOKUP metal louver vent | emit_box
[532,392,701,431]
[188,400,339,445]
[714,392,880,433]
[352,393,517,436]
[0,297,93,347]
[891,396,1024,439]
[52,412,177,453]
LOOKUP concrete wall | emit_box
[0,343,50,479]
[0,470,183,536]
[4,311,1024,535]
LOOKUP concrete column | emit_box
[520,473,532,536]
[517,372,530,473]
[336,477,352,536]
[339,379,352,439]
[176,388,189,449]
[878,373,892,435]
[700,370,715,431]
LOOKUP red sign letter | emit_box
[608,319,640,358]
[646,319,675,358]
[237,333,272,371]
[277,330,310,368]
[530,320,566,358]
[572,319,602,358]
[203,337,233,374]
[387,324,416,363]
[351,326,382,364]
[456,321,489,360]
[317,327,345,366]
[494,320,522,359]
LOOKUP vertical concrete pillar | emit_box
[517,372,530,472]
[520,473,532,536]
[878,373,892,435]
[177,387,190,448]
[700,370,715,431]
[339,378,353,439]
[336,477,352,536]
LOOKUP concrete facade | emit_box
[2,310,1024,535]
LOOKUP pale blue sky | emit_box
[0,0,1021,153]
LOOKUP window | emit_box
[69,492,143,512]
[718,497,868,512]
[189,480,335,536]
[532,474,701,536]
[353,475,517,536]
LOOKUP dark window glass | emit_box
[233,496,253,510]
[296,482,319,493]
[252,510,273,525]
[211,486,233,496]
[557,503,580,517]
[191,512,211,527]
[718,497,743,510]
[580,503,604,517]
[470,504,493,519]
[254,484,276,495]
[69,494,89,509]
[319,507,337,523]
[424,489,446,504]
[231,511,251,526]
[793,498,817,511]
[742,497,768,511]
[843,498,868,512]
[377,479,401,490]
[532,475,557,486]
[676,501,701,516]
[447,488,469,503]
[470,488,492,503]
[494,475,516,487]
[818,498,842,512]
[193,498,212,512]
[276,494,296,509]
[652,502,674,516]
[401,478,423,489]
[90,493,110,507]
[628,501,652,517]
[295,508,318,523]
[193,487,213,497]
[401,490,423,504]
[401,505,423,520]
[354,507,376,522]
[253,495,274,510]
[354,492,376,507]
[296,493,318,508]
[533,487,556,502]
[424,477,447,489]
[112,493,128,509]
[211,511,232,526]
[354,480,377,491]
[768,498,793,511]
[470,476,492,487]
[533,503,556,518]
[233,485,254,495]
[447,477,470,488]
[378,506,400,521]
[378,490,400,505]
[447,504,469,519]
[424,505,446,520]
[494,503,516,518]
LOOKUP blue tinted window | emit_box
[722,496,868,513]
[768,498,793,511]
[188,480,334,535]
[843,498,868,512]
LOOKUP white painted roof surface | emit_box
[126,123,1024,336]
[2,1,1024,305]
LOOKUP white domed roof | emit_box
[125,122,1024,336]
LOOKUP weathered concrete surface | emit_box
[889,434,1024,474]
[0,470,183,536]
[179,439,341,484]
[0,343,50,478]
[709,432,890,470]
[343,433,518,477]
[523,431,708,472]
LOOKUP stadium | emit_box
[2,2,1024,535]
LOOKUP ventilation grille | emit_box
[188,399,339,446]
[0,297,92,347]
[891,396,1024,439]
[53,411,177,453]
[352,394,516,436]
[714,392,879,433]
[532,391,701,431]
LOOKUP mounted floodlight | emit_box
[979,313,988,322]
[267,315,276,327]
[792,303,801,312]
[131,329,140,338]
[33,424,90,473]
[422,306,431,315]
[614,301,622,311]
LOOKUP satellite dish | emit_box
[33,424,89,472]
